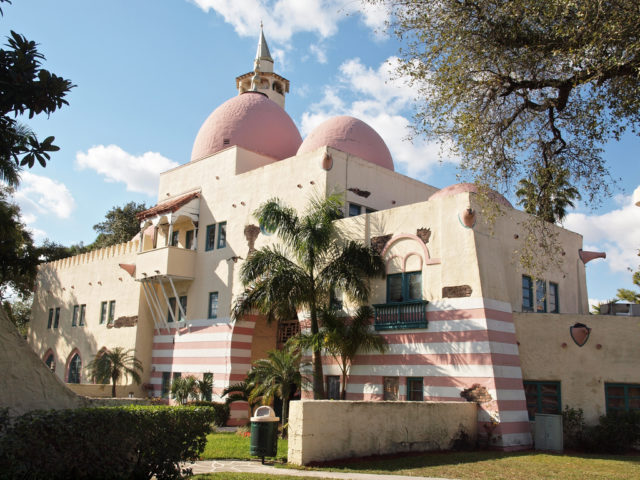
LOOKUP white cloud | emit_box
[75,145,178,197]
[300,57,457,177]
[14,172,76,230]
[309,44,328,64]
[564,195,640,273]
[191,0,388,43]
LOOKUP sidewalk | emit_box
[187,459,455,479]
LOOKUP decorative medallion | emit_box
[416,228,431,244]
[443,285,472,298]
[570,322,591,347]
[244,224,261,253]
[321,152,333,171]
[371,234,392,254]
[348,187,371,198]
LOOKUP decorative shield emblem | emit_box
[570,323,591,347]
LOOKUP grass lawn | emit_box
[201,431,288,462]
[310,450,640,480]
[192,475,334,480]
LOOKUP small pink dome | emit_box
[191,92,302,162]
[429,183,513,209]
[297,116,394,170]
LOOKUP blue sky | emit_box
[2,0,639,306]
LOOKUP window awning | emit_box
[137,191,200,226]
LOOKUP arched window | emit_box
[272,81,283,94]
[67,353,81,384]
[44,351,55,372]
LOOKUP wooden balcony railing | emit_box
[372,300,429,331]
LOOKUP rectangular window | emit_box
[170,230,179,247]
[407,377,423,401]
[108,300,116,324]
[167,297,177,323]
[178,295,187,322]
[208,292,219,319]
[72,305,79,327]
[100,301,107,324]
[205,224,216,251]
[605,383,640,414]
[217,222,227,249]
[348,203,362,217]
[523,380,561,420]
[536,280,547,313]
[53,307,60,329]
[549,282,559,313]
[161,372,171,398]
[185,229,195,250]
[79,304,86,326]
[383,377,399,401]
[386,272,422,303]
[203,372,213,401]
[522,275,533,311]
[326,376,341,400]
[365,207,377,214]
[47,308,53,329]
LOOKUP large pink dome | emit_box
[297,116,394,170]
[429,183,513,209]
[191,92,302,162]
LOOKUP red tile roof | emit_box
[137,191,200,221]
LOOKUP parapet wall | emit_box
[288,400,477,465]
[40,240,140,271]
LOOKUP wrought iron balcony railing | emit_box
[372,300,429,331]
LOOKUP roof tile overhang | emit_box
[137,191,200,222]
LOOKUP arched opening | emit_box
[43,349,55,372]
[272,81,283,94]
[67,352,82,384]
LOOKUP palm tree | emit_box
[516,163,581,223]
[196,374,213,401]
[234,193,385,398]
[249,344,304,436]
[86,347,143,398]
[222,379,260,412]
[298,306,388,400]
[170,375,199,405]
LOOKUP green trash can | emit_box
[249,406,280,463]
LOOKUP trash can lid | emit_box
[250,405,280,422]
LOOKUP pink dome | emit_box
[429,183,513,209]
[297,116,394,170]
[191,92,302,162]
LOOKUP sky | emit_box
[2,0,639,307]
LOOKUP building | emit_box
[27,29,640,450]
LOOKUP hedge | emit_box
[0,405,215,480]
[187,401,230,427]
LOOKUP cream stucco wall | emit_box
[515,312,640,423]
[288,400,477,465]
[28,241,151,395]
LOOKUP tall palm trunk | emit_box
[111,373,118,398]
[309,301,326,399]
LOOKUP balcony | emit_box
[135,246,196,281]
[372,300,429,331]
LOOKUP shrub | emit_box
[583,410,640,454]
[188,401,230,427]
[562,406,586,450]
[0,405,215,480]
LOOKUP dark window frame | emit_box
[185,229,195,250]
[167,297,177,323]
[178,295,187,322]
[383,376,399,401]
[605,383,640,414]
[326,375,341,400]
[72,305,79,327]
[100,301,107,324]
[407,377,423,401]
[205,224,216,251]
[47,308,53,329]
[208,292,219,319]
[79,304,86,326]
[53,307,60,329]
[536,280,547,313]
[107,300,116,324]
[68,353,81,384]
[170,230,179,247]
[348,203,362,217]
[549,282,559,313]
[387,271,422,303]
[217,222,227,249]
[522,275,533,311]
[523,380,561,420]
